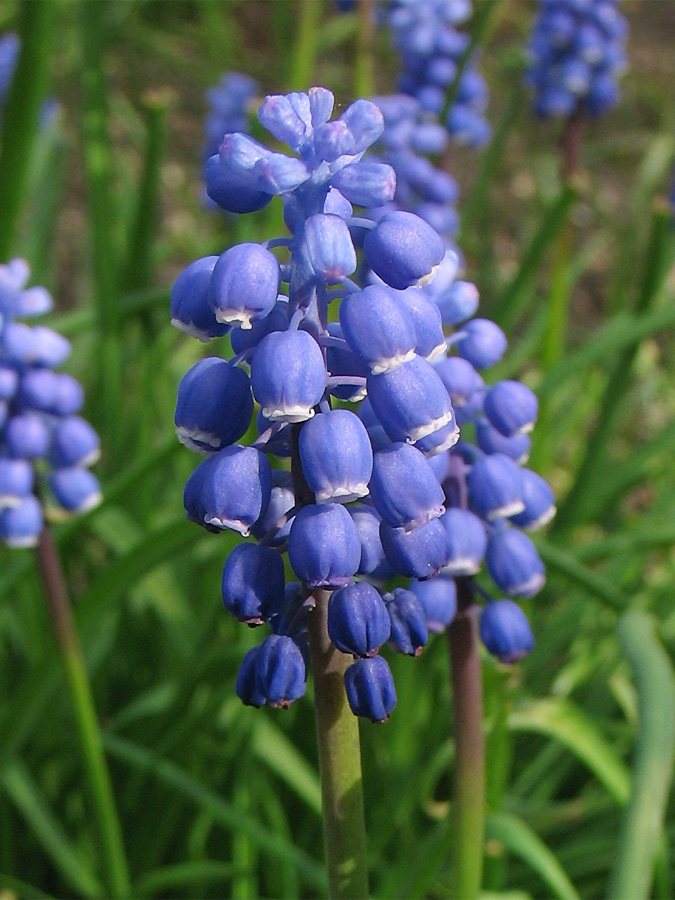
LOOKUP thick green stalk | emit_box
[447,578,485,900]
[307,592,369,900]
[0,0,54,261]
[291,425,368,900]
[35,526,131,899]
[354,0,376,99]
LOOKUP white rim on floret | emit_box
[4,533,39,548]
[486,500,526,521]
[418,422,461,456]
[79,447,101,468]
[441,558,481,577]
[418,264,440,288]
[425,341,449,364]
[523,504,556,531]
[406,409,456,443]
[263,405,316,424]
[511,572,546,597]
[176,426,222,453]
[74,491,103,515]
[204,514,251,536]
[0,494,22,509]
[370,348,416,376]
[214,309,254,329]
[170,318,214,343]
[315,484,370,504]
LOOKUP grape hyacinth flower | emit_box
[387,0,491,147]
[0,32,19,121]
[0,259,101,547]
[203,72,259,162]
[526,0,628,119]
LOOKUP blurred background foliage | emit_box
[0,1,674,898]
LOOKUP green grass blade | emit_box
[486,812,580,900]
[1,760,104,899]
[536,541,627,611]
[509,698,630,805]
[250,718,322,816]
[608,612,675,900]
[134,861,244,898]
[103,734,328,892]
[0,872,56,900]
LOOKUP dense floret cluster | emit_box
[203,72,259,162]
[0,260,101,548]
[368,94,460,243]
[526,0,628,118]
[388,0,491,147]
[174,86,550,721]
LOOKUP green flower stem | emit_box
[35,525,131,900]
[289,0,322,91]
[291,424,368,900]
[354,0,376,100]
[0,0,54,261]
[447,577,485,900]
[307,592,369,900]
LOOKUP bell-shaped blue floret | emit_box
[408,574,457,633]
[484,380,538,437]
[0,494,43,548]
[0,458,34,508]
[175,357,253,454]
[287,502,361,589]
[221,542,286,625]
[480,599,534,663]
[435,355,484,406]
[328,582,391,657]
[325,322,369,403]
[170,256,230,342]
[303,214,357,283]
[510,470,556,530]
[5,412,50,459]
[440,507,487,575]
[268,581,307,638]
[396,287,446,362]
[49,467,102,514]
[380,516,450,579]
[0,365,18,400]
[340,284,417,375]
[313,98,384,162]
[257,91,313,152]
[467,453,525,521]
[209,243,281,329]
[434,280,479,326]
[486,527,545,598]
[298,409,372,503]
[230,300,288,355]
[204,152,273,214]
[363,211,444,289]
[357,397,391,451]
[235,647,266,707]
[385,588,428,656]
[369,442,445,532]
[190,445,271,536]
[52,375,85,417]
[255,634,307,708]
[251,330,326,423]
[349,505,394,579]
[331,162,397,207]
[16,368,59,413]
[48,417,100,468]
[250,480,295,547]
[367,356,458,453]
[29,327,71,368]
[220,132,312,196]
[323,187,353,218]
[455,318,507,370]
[344,655,397,722]
[309,86,335,128]
[475,418,531,463]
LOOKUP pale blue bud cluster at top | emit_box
[526,0,628,118]
[0,260,102,548]
[176,85,551,720]
[203,72,259,162]
[388,0,491,148]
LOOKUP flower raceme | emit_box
[0,260,101,547]
[174,86,552,721]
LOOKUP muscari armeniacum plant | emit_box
[175,84,553,897]
[0,259,101,546]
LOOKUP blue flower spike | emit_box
[177,83,552,719]
[480,599,535,663]
[0,259,101,542]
